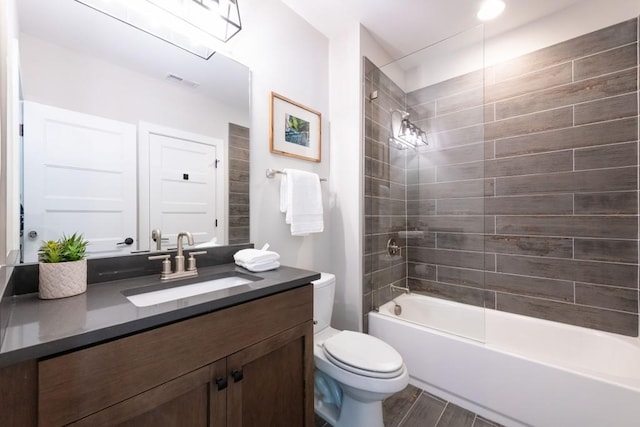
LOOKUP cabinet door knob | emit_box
[231,369,243,382]
[215,377,228,390]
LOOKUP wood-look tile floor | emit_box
[314,384,504,427]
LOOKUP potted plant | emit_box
[38,233,89,299]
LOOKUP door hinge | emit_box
[215,219,218,227]
[215,159,220,169]
[19,124,24,137]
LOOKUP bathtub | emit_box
[369,293,640,427]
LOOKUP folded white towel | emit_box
[281,169,323,236]
[236,260,280,272]
[234,248,280,265]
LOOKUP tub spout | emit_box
[390,284,410,295]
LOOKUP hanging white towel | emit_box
[281,168,324,236]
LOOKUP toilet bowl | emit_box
[313,273,409,427]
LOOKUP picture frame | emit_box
[270,92,322,162]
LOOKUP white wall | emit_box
[229,0,333,273]
[19,34,249,139]
[1,0,20,267]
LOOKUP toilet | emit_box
[313,273,409,427]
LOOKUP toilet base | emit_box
[336,394,384,427]
[315,393,384,427]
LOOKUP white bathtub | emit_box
[369,293,640,427]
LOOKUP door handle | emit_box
[116,237,134,246]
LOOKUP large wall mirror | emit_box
[12,0,251,263]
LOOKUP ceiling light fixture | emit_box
[389,110,430,150]
[477,0,505,21]
[74,0,242,59]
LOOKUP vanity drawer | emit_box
[38,285,312,427]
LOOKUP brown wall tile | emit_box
[486,150,573,177]
[496,167,636,196]
[485,194,574,215]
[495,117,638,157]
[436,266,484,287]
[408,248,486,270]
[496,215,637,239]
[574,238,638,263]
[485,107,573,140]
[485,272,574,302]
[574,92,638,125]
[486,62,573,103]
[495,68,637,119]
[575,283,638,313]
[496,254,638,287]
[485,235,573,258]
[574,141,638,170]
[574,191,638,215]
[228,123,250,244]
[574,43,638,80]
[496,293,638,335]
[435,86,485,115]
[409,278,490,308]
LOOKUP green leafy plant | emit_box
[38,233,89,263]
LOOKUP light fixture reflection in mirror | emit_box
[74,0,242,59]
[389,109,430,150]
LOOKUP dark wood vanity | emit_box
[0,283,314,426]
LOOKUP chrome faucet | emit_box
[148,231,206,281]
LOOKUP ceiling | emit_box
[281,0,586,60]
[17,0,588,102]
[17,0,250,110]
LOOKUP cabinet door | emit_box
[227,322,314,427]
[69,360,227,427]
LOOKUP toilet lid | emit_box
[322,331,404,379]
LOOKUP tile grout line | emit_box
[433,401,448,427]
[396,390,425,427]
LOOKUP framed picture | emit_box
[270,92,322,162]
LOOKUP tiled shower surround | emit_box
[363,18,640,336]
[228,123,250,244]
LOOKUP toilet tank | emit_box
[312,273,335,334]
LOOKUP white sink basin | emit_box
[125,275,255,307]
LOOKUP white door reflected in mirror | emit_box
[141,123,226,251]
[22,101,137,263]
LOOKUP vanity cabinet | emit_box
[2,284,313,427]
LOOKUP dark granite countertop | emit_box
[0,263,320,368]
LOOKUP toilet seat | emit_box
[321,330,404,379]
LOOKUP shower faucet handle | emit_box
[387,238,401,256]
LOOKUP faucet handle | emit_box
[148,254,172,278]
[186,251,207,271]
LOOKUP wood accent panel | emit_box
[227,322,314,427]
[0,360,38,427]
[39,285,312,426]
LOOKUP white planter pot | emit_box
[39,259,87,299]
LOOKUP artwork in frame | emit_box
[270,92,322,162]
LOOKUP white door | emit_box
[139,123,226,251]
[22,102,137,262]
